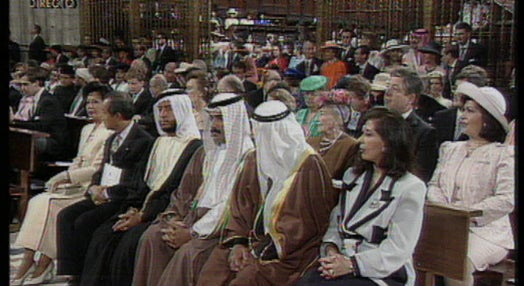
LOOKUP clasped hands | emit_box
[87,185,109,205]
[160,220,192,249]
[318,248,355,279]
[228,244,255,272]
[112,207,143,232]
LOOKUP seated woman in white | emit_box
[11,83,113,285]
[426,82,514,286]
[298,106,427,286]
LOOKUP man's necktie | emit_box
[110,135,122,155]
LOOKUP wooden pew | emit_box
[414,202,515,286]
[9,127,50,223]
[413,202,482,286]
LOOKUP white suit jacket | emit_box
[323,168,427,286]
[427,141,514,250]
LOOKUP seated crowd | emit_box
[9,21,515,286]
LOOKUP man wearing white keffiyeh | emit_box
[133,92,255,286]
[197,100,338,286]
[78,94,203,286]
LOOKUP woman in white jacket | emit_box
[298,106,427,286]
[11,83,114,285]
[426,82,514,286]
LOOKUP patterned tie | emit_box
[110,135,122,155]
[69,93,83,115]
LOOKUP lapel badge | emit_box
[370,200,380,209]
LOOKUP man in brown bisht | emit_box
[197,100,339,286]
[132,92,255,286]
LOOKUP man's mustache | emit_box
[210,128,222,134]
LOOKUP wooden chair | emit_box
[9,127,50,224]
[414,202,482,286]
[414,202,516,286]
[473,210,516,286]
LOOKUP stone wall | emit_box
[9,0,82,48]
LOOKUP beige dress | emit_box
[427,141,514,270]
[14,123,113,259]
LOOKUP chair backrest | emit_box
[413,202,482,281]
[9,127,50,172]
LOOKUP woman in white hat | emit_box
[427,82,514,286]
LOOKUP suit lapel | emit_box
[345,176,393,230]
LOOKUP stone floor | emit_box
[9,231,68,286]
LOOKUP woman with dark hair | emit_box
[298,106,427,286]
[11,83,113,285]
[427,82,514,286]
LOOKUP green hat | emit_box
[300,75,328,91]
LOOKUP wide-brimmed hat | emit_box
[300,75,328,91]
[413,28,429,35]
[174,62,198,74]
[455,81,509,132]
[320,41,344,50]
[425,70,445,79]
[75,68,95,83]
[382,39,409,52]
[370,73,391,91]
[418,41,442,56]
[11,78,31,85]
[227,8,238,16]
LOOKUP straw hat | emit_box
[75,68,95,83]
[382,39,409,52]
[174,62,198,74]
[455,81,509,132]
[320,41,344,50]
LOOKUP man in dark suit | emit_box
[441,44,466,99]
[28,24,47,64]
[453,22,486,67]
[413,93,446,123]
[101,46,120,70]
[339,28,357,66]
[152,33,181,73]
[430,64,488,146]
[76,45,92,68]
[53,65,80,114]
[232,60,258,93]
[385,67,438,183]
[10,67,68,162]
[49,45,70,65]
[347,45,381,81]
[295,40,323,77]
[57,92,154,282]
[126,71,154,118]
